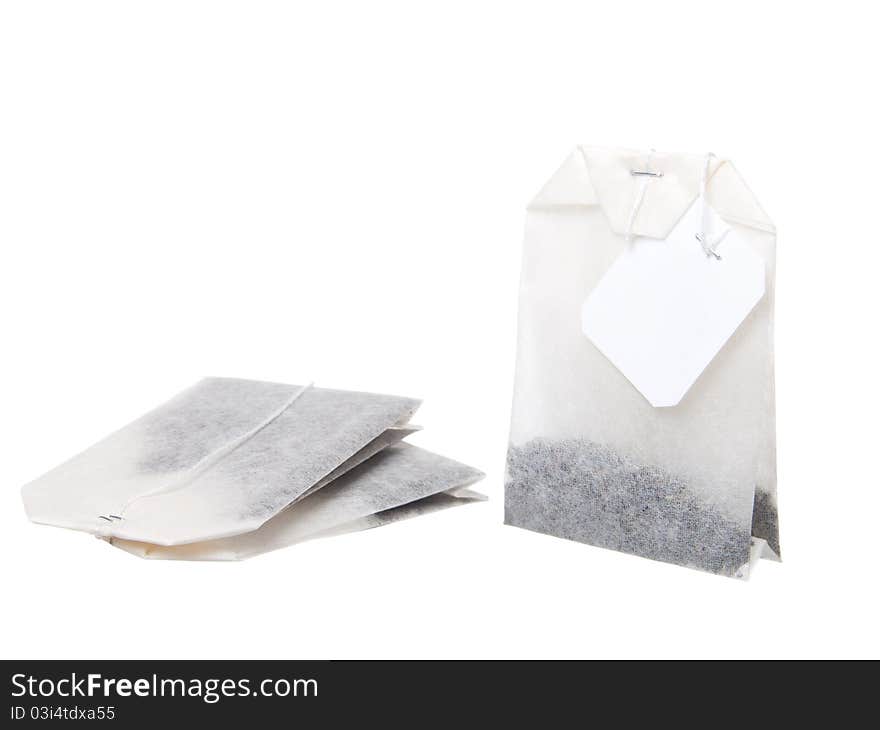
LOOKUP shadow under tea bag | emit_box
[506,146,779,578]
[22,378,420,545]
[108,443,486,560]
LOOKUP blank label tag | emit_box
[582,201,765,407]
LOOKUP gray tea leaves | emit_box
[506,438,752,577]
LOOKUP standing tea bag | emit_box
[506,146,778,578]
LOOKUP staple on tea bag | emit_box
[107,444,486,560]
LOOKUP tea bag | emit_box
[22,378,422,545]
[107,443,486,560]
[506,147,779,578]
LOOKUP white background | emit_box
[1,1,877,660]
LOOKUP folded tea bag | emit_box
[108,443,486,560]
[506,146,778,578]
[22,378,427,545]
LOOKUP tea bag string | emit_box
[696,152,729,260]
[106,382,314,523]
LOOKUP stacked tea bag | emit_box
[21,378,485,560]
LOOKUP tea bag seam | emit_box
[95,382,314,536]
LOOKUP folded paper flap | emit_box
[312,488,487,540]
[214,442,485,557]
[105,387,421,545]
[22,378,421,546]
[528,146,775,237]
[21,377,301,534]
[292,423,420,504]
[108,444,486,561]
[293,442,485,529]
[528,148,599,209]
[708,160,776,234]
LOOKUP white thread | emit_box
[696,152,730,259]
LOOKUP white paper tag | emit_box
[582,200,765,407]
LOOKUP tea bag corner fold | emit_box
[506,146,779,578]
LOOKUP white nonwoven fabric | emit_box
[108,444,486,560]
[292,423,421,505]
[22,378,421,545]
[506,146,779,578]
